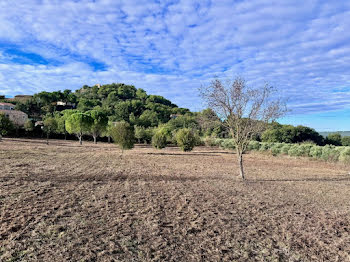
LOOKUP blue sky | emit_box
[0,0,350,131]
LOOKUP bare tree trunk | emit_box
[64,132,67,140]
[93,135,97,144]
[46,132,49,145]
[237,150,244,180]
[78,135,82,145]
[108,136,111,143]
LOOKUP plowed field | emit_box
[1,139,350,261]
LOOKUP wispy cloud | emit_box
[0,0,350,123]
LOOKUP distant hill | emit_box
[319,131,350,137]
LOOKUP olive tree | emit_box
[176,128,196,152]
[110,121,135,153]
[200,77,286,179]
[65,112,93,145]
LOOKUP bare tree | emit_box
[200,77,286,179]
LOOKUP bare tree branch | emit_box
[200,77,287,179]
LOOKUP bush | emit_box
[259,142,272,151]
[152,130,167,149]
[193,132,204,146]
[270,143,284,156]
[339,147,350,163]
[175,128,196,152]
[110,122,135,150]
[0,113,14,136]
[204,136,217,147]
[280,144,292,154]
[221,139,235,150]
[325,133,342,146]
[248,141,261,151]
[321,145,340,162]
[341,136,350,146]
[309,145,323,159]
[288,144,301,157]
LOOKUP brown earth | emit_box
[1,138,350,261]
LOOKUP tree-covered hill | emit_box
[11,83,190,127]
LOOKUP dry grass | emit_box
[1,138,350,261]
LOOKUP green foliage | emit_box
[138,110,159,127]
[321,145,340,162]
[43,116,58,135]
[87,109,108,143]
[24,120,34,132]
[259,142,272,151]
[247,141,261,151]
[110,122,135,150]
[221,139,236,150]
[287,144,313,157]
[261,123,324,145]
[66,112,93,144]
[152,129,167,149]
[341,136,350,146]
[0,113,14,136]
[325,133,342,146]
[270,143,284,156]
[175,128,196,152]
[339,148,350,163]
[280,144,292,154]
[134,126,154,144]
[309,146,323,159]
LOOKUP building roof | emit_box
[0,102,15,106]
[0,109,27,115]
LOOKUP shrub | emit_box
[341,136,350,146]
[193,132,204,146]
[325,133,342,146]
[204,136,217,147]
[270,143,284,156]
[259,142,272,151]
[280,144,292,155]
[248,141,261,151]
[288,144,301,157]
[152,130,167,149]
[0,113,14,136]
[221,139,235,150]
[298,144,313,157]
[321,145,340,162]
[309,145,323,159]
[110,121,135,151]
[339,147,350,163]
[175,128,196,152]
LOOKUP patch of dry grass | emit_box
[1,138,350,261]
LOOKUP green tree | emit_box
[138,110,159,127]
[0,113,14,139]
[87,109,108,144]
[341,136,350,146]
[152,128,167,149]
[110,122,135,152]
[175,128,196,152]
[24,120,34,133]
[66,112,93,145]
[325,133,342,146]
[43,116,58,144]
[135,125,146,143]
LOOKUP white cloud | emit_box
[0,0,349,117]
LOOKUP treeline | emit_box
[206,139,350,163]
[260,122,350,146]
[1,82,348,150]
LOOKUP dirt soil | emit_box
[1,138,350,261]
